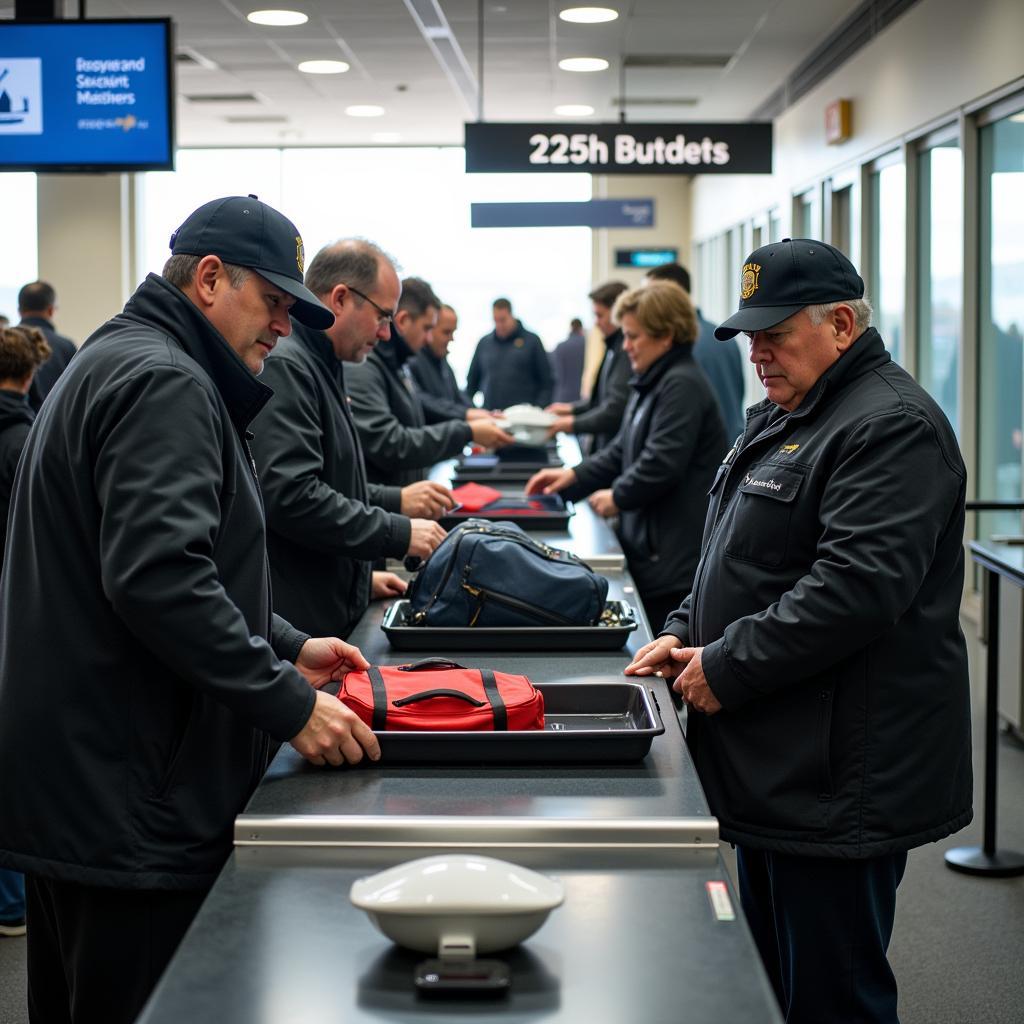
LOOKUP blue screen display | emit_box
[0,19,173,171]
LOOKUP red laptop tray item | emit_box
[339,658,545,732]
[450,482,503,512]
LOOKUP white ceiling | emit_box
[75,0,865,147]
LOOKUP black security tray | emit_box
[381,599,639,651]
[453,448,563,485]
[372,681,665,763]
[439,494,573,531]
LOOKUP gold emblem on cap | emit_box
[740,262,761,300]
[295,236,305,274]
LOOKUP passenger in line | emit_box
[0,196,381,1024]
[468,297,552,409]
[645,261,746,441]
[549,316,586,403]
[16,280,78,411]
[0,324,51,943]
[253,240,452,640]
[546,280,630,453]
[526,281,727,630]
[627,239,973,1024]
[348,277,512,488]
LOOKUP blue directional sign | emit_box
[471,199,654,229]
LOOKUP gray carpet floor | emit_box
[1,616,1022,1023]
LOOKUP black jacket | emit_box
[253,322,412,638]
[0,274,315,890]
[467,321,552,409]
[663,329,973,857]
[0,389,33,568]
[692,310,746,443]
[346,328,472,488]
[19,315,77,412]
[409,347,469,422]
[565,346,726,600]
[571,328,631,452]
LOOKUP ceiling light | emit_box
[247,9,308,26]
[346,104,386,117]
[558,57,609,73]
[372,131,402,143]
[559,6,618,23]
[298,60,350,74]
[554,103,595,116]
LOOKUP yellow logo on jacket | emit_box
[741,262,761,300]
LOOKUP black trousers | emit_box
[26,875,209,1024]
[736,846,908,1024]
[639,590,685,637]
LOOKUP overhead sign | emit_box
[615,247,678,268]
[471,199,653,229]
[465,122,772,175]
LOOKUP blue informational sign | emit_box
[0,19,174,171]
[471,199,654,229]
[615,248,679,268]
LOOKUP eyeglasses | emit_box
[348,285,396,327]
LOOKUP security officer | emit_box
[467,297,553,409]
[626,239,973,1024]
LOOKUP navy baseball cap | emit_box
[169,195,334,330]
[714,238,864,340]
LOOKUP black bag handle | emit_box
[398,658,467,672]
[367,664,508,731]
[392,688,486,707]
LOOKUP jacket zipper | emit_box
[460,581,576,626]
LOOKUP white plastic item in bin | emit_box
[493,404,556,447]
[349,854,565,958]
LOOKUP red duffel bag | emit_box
[339,658,545,732]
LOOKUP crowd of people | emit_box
[0,196,972,1024]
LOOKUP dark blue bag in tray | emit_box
[407,519,608,628]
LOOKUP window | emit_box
[768,209,782,242]
[917,136,962,435]
[793,188,819,238]
[0,173,38,320]
[978,109,1024,529]
[868,156,906,364]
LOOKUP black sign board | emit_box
[465,122,772,175]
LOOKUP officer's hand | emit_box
[470,419,515,449]
[400,480,454,519]
[293,636,369,689]
[546,415,574,439]
[545,402,573,415]
[625,635,684,679]
[407,519,447,559]
[371,571,407,600]
[671,647,722,715]
[290,689,381,767]
[588,488,618,518]
[525,467,577,496]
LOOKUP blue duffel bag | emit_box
[407,519,609,628]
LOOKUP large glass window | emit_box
[0,173,38,320]
[869,158,906,364]
[141,148,593,382]
[793,189,818,238]
[978,110,1024,532]
[917,138,963,435]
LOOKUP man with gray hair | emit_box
[627,238,972,1024]
[253,240,453,639]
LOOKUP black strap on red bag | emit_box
[366,660,508,731]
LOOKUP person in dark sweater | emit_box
[547,281,630,453]
[550,317,586,403]
[527,282,726,630]
[467,297,552,410]
[16,280,78,412]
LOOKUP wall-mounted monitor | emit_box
[0,18,174,172]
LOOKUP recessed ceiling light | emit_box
[298,59,350,74]
[559,6,618,23]
[558,57,609,73]
[346,104,386,117]
[372,131,402,143]
[554,103,595,116]
[247,9,308,26]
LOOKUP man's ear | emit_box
[328,283,349,314]
[191,255,225,309]
[393,308,411,332]
[832,303,858,352]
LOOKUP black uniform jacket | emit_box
[346,328,472,488]
[253,321,411,638]
[409,347,470,422]
[19,314,77,411]
[0,389,33,566]
[663,329,973,857]
[565,346,727,600]
[571,327,631,452]
[0,274,315,890]
[467,321,553,410]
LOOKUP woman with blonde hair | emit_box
[527,281,727,630]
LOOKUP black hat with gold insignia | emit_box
[714,238,864,340]
[169,195,334,329]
